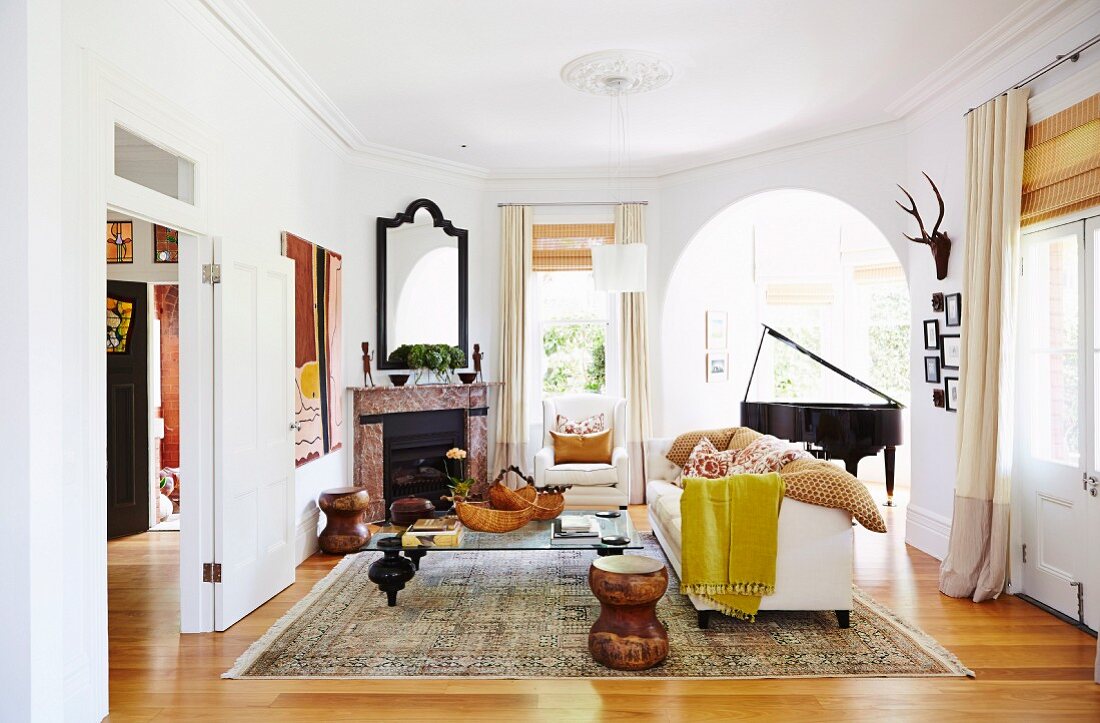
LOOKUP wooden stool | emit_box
[587,555,669,670]
[318,487,371,554]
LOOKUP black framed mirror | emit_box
[376,198,468,370]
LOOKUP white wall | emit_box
[902,14,1100,560]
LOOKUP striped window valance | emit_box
[1022,92,1100,226]
[765,283,835,306]
[852,262,906,284]
[531,223,614,272]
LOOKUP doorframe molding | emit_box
[83,54,220,642]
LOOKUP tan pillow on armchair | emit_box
[550,429,613,464]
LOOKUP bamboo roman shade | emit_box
[531,223,614,272]
[1021,92,1100,226]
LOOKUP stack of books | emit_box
[551,515,599,544]
[401,517,465,548]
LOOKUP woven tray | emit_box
[454,501,535,533]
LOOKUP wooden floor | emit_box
[107,488,1100,722]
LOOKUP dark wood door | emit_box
[107,280,150,539]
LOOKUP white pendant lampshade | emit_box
[592,243,647,292]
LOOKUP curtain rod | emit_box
[965,32,1100,115]
[497,201,648,207]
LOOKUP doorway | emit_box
[106,213,181,538]
[1014,213,1100,632]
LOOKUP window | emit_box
[532,224,615,397]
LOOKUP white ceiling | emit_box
[243,0,1029,174]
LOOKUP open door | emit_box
[107,280,150,538]
[213,237,296,630]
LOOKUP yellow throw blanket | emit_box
[680,474,785,621]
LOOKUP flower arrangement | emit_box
[444,447,477,501]
[387,343,466,383]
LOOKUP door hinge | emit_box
[1022,543,1027,563]
[202,562,222,583]
[202,263,222,284]
[1070,581,1084,624]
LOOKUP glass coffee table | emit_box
[360,511,643,606]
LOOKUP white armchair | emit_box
[533,394,629,509]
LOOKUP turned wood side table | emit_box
[587,555,669,670]
[318,487,371,554]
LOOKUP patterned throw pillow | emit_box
[665,427,740,467]
[731,435,812,474]
[556,413,606,435]
[779,458,887,533]
[681,437,738,479]
[727,427,763,451]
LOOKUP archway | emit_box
[659,188,911,496]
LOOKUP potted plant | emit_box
[388,343,466,384]
[443,447,477,505]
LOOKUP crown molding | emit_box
[889,0,1099,128]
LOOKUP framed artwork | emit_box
[940,334,961,370]
[924,355,941,383]
[706,310,728,349]
[923,319,940,350]
[106,296,134,353]
[153,224,179,263]
[931,292,944,312]
[944,377,960,412]
[283,232,344,467]
[106,221,133,264]
[706,351,729,383]
[945,292,962,327]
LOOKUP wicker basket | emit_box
[454,501,535,533]
[488,481,536,511]
[530,489,566,521]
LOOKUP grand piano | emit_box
[740,324,905,506]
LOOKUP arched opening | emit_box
[660,188,911,498]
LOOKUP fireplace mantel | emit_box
[349,382,500,521]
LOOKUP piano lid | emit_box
[743,324,906,408]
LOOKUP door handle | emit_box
[1084,473,1098,497]
[290,421,302,431]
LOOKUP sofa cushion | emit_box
[544,463,618,487]
[731,434,812,473]
[727,427,763,451]
[665,427,740,467]
[681,437,738,479]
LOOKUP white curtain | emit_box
[939,88,1029,602]
[493,206,532,477]
[615,203,653,504]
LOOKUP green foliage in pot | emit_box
[388,343,466,377]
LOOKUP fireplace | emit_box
[382,409,465,513]
[351,382,498,523]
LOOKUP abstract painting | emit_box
[107,296,134,353]
[153,224,179,263]
[283,232,343,467]
[107,221,133,264]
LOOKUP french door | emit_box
[1015,215,1099,631]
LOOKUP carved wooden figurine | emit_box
[361,342,375,387]
[472,343,484,382]
[897,172,952,281]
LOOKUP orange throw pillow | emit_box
[550,429,613,464]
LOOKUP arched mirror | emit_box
[376,198,468,369]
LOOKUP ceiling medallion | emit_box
[561,50,673,96]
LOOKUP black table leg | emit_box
[367,549,416,606]
[597,548,625,556]
[404,549,427,570]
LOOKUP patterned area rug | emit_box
[226,534,972,679]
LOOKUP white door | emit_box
[1084,215,1100,630]
[213,237,296,630]
[1016,218,1096,630]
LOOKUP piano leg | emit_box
[883,446,896,507]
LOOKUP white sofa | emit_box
[646,437,854,629]
[534,394,629,508]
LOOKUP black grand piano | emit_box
[740,324,905,506]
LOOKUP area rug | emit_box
[225,534,972,679]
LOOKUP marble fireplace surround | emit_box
[350,382,499,522]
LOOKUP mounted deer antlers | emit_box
[897,172,951,280]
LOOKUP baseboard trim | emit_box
[905,504,951,561]
[295,507,321,566]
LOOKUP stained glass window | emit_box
[107,296,134,353]
[153,224,179,263]
[107,221,133,264]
